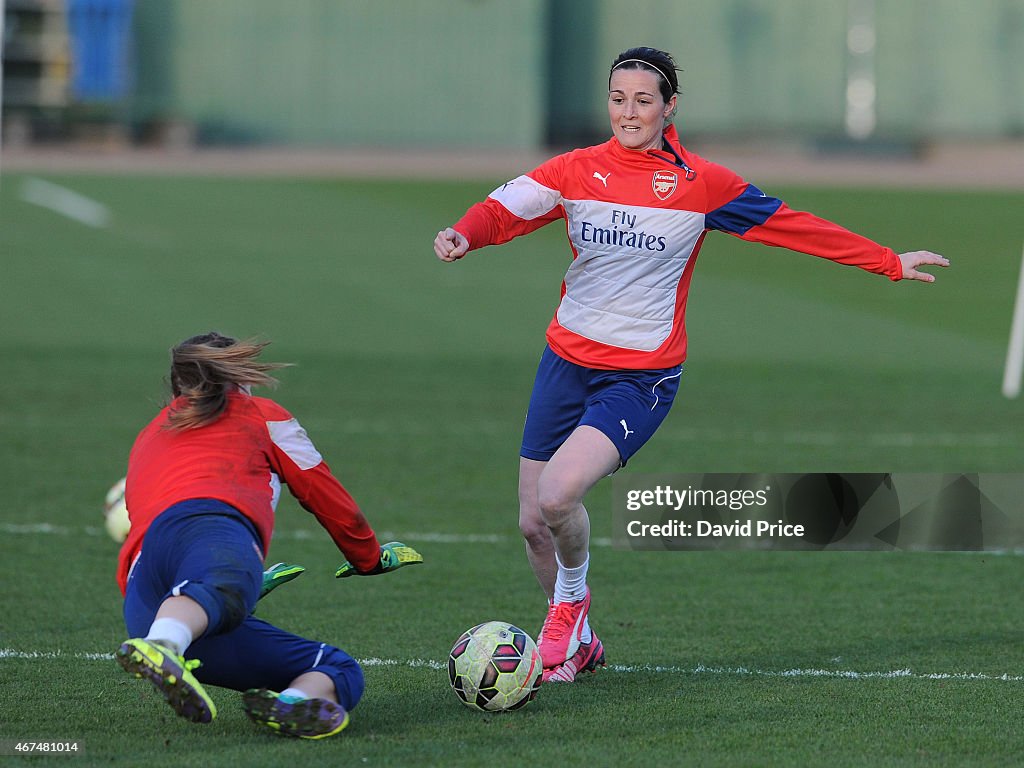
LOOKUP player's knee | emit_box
[536,480,578,529]
[518,510,549,547]
[212,584,251,633]
[176,580,254,637]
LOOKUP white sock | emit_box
[553,553,589,603]
[145,618,193,657]
[280,687,310,700]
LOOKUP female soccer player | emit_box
[115,332,421,738]
[433,46,948,683]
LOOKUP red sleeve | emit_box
[454,153,568,251]
[455,198,562,251]
[263,407,381,572]
[743,204,902,280]
[278,458,381,572]
[702,160,902,281]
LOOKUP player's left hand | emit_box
[335,541,424,577]
[259,562,306,600]
[899,250,949,283]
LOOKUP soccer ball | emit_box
[103,477,130,543]
[447,621,542,711]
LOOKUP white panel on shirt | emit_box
[558,199,706,351]
[267,418,323,471]
[488,175,562,220]
[268,471,282,511]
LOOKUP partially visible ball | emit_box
[103,477,130,543]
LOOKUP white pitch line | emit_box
[0,522,608,547]
[19,177,111,228]
[4,522,1024,555]
[612,663,1024,683]
[0,650,118,660]
[361,657,446,670]
[2,649,1019,683]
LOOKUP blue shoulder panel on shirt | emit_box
[705,184,783,235]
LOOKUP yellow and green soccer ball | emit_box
[448,621,542,711]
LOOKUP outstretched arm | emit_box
[258,401,383,572]
[701,162,948,283]
[899,251,950,283]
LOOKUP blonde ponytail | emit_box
[165,332,290,430]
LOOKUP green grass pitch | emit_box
[1,172,1022,766]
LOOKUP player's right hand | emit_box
[335,541,424,577]
[434,227,469,262]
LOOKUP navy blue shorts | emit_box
[521,346,682,466]
[123,500,365,710]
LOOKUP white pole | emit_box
[845,0,878,140]
[0,0,6,178]
[1002,242,1024,399]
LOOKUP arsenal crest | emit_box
[652,170,678,200]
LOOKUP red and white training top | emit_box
[117,392,381,594]
[454,124,902,370]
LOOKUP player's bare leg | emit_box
[538,425,619,566]
[152,595,210,643]
[285,671,338,701]
[526,426,618,678]
[519,457,557,598]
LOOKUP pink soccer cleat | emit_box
[542,633,606,683]
[537,588,591,669]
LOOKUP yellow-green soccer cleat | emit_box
[243,689,350,739]
[259,562,306,600]
[116,638,217,723]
